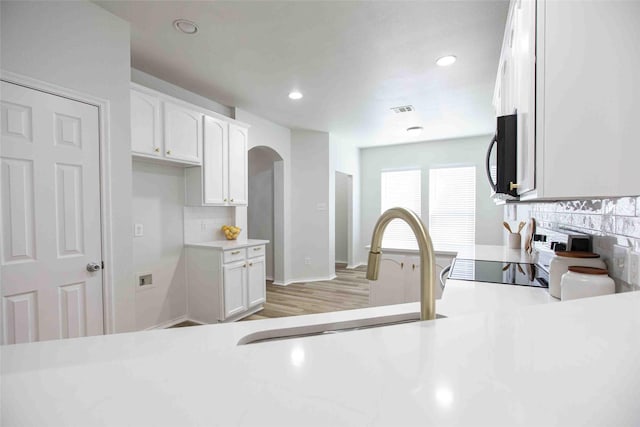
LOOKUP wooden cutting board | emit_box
[524,218,536,254]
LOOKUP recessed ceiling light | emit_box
[288,91,303,100]
[407,126,424,136]
[173,19,198,35]
[436,55,457,67]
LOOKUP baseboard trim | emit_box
[144,315,188,330]
[335,259,348,264]
[346,263,364,269]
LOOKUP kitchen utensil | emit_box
[517,221,526,233]
[503,221,513,233]
[524,218,536,254]
[560,266,615,301]
[549,251,606,298]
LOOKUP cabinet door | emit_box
[368,254,406,307]
[222,261,247,319]
[163,101,202,163]
[227,124,248,206]
[247,256,266,307]
[514,0,536,194]
[203,116,228,204]
[130,88,161,156]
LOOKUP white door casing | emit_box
[1,81,104,344]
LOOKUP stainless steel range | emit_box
[448,226,593,289]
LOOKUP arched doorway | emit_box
[248,146,284,284]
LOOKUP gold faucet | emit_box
[366,207,436,321]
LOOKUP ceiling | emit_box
[95,1,508,148]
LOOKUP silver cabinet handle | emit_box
[249,262,253,266]
[231,250,240,255]
[86,262,101,272]
[253,247,261,251]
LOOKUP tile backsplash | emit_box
[508,196,640,291]
[183,206,234,243]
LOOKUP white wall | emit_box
[360,135,503,254]
[131,68,232,118]
[0,1,135,333]
[132,161,186,329]
[233,108,292,285]
[248,147,282,280]
[335,172,350,263]
[291,130,334,281]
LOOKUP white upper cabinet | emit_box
[185,117,249,207]
[202,115,228,205]
[228,124,248,206]
[131,88,162,156]
[513,0,536,195]
[130,83,202,166]
[496,0,640,200]
[163,101,202,164]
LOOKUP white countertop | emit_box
[185,239,269,250]
[3,245,637,426]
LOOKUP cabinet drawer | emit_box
[223,248,246,264]
[247,245,265,258]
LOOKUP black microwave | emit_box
[485,114,518,200]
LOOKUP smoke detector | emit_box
[390,105,415,114]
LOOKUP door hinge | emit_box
[101,261,105,270]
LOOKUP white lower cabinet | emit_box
[369,252,454,307]
[247,257,266,307]
[186,244,266,323]
[223,261,248,318]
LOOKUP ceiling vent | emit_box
[391,105,415,114]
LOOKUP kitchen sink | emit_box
[237,312,446,345]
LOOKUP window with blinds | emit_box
[428,166,476,247]
[380,169,421,249]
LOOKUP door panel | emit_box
[247,256,266,307]
[222,261,247,319]
[164,101,202,163]
[130,88,161,156]
[227,124,247,205]
[0,81,104,344]
[203,116,228,204]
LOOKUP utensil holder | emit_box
[508,233,521,249]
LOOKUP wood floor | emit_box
[242,264,370,321]
[171,264,370,328]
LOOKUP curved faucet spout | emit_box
[366,207,436,321]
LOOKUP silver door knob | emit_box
[86,262,101,272]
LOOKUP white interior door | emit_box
[1,81,104,344]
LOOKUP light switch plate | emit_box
[134,223,144,237]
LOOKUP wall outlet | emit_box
[138,273,153,287]
[134,223,144,237]
[610,244,629,281]
[629,251,640,287]
[201,220,206,231]
[304,257,311,265]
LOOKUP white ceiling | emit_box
[95,1,508,147]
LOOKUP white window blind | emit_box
[380,169,421,249]
[429,166,476,247]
